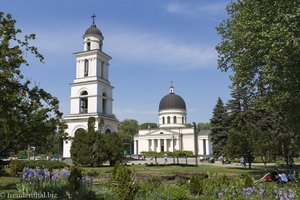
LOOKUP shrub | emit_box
[146,176,161,189]
[175,176,188,186]
[68,166,82,195]
[163,185,189,200]
[241,174,254,188]
[9,160,68,176]
[189,175,205,195]
[9,160,26,176]
[25,160,68,171]
[112,163,138,200]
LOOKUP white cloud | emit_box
[165,2,227,18]
[106,29,216,70]
[32,24,217,71]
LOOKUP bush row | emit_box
[140,150,194,158]
[9,160,68,176]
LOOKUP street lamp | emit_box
[193,122,198,166]
[172,135,175,164]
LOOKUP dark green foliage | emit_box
[241,174,254,188]
[197,122,211,130]
[0,12,65,158]
[163,185,189,200]
[70,128,93,166]
[216,0,300,163]
[71,117,124,167]
[9,160,25,176]
[102,132,124,166]
[9,160,68,176]
[189,175,205,195]
[68,166,82,194]
[210,97,228,157]
[139,123,158,130]
[112,163,138,200]
[145,176,162,190]
[118,119,139,141]
[175,176,188,186]
[25,160,67,171]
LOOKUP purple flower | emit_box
[288,190,295,199]
[44,168,50,178]
[82,176,93,187]
[34,166,44,179]
[52,169,60,181]
[61,168,70,179]
[23,167,34,179]
[242,187,255,196]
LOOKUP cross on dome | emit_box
[91,14,96,25]
[169,81,174,94]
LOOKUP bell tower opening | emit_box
[80,91,88,114]
[84,59,89,77]
[102,92,107,114]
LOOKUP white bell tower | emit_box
[63,14,118,158]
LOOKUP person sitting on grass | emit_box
[255,173,272,183]
[287,171,296,181]
[278,171,288,184]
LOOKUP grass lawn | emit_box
[0,176,19,193]
[81,164,276,180]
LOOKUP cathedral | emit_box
[133,84,213,156]
[63,16,213,158]
[63,17,118,158]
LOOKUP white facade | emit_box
[134,86,213,156]
[63,20,118,158]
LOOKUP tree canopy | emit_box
[215,0,300,168]
[0,12,65,157]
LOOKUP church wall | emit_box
[181,134,195,152]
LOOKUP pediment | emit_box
[145,129,178,136]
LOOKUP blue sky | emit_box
[1,0,232,124]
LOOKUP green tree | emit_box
[71,117,123,166]
[139,122,158,130]
[0,12,64,158]
[210,97,228,157]
[118,119,139,141]
[216,0,300,134]
[197,122,211,130]
[225,86,257,169]
[70,128,93,166]
[103,132,124,166]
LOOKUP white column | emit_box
[170,138,173,152]
[157,139,161,152]
[206,140,210,155]
[147,139,151,152]
[164,139,168,152]
[175,138,179,150]
[134,140,137,155]
[152,139,155,151]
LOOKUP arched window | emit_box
[80,91,88,114]
[102,92,107,114]
[167,116,170,124]
[105,129,111,134]
[162,117,165,124]
[87,39,91,51]
[84,59,89,77]
[182,117,184,124]
[173,116,177,124]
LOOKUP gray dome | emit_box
[84,24,102,37]
[159,93,186,110]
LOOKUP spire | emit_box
[91,14,96,26]
[169,81,174,94]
